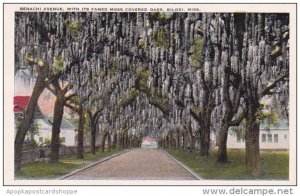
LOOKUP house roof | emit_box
[14,96,30,113]
[14,96,44,118]
[142,136,156,143]
[35,118,76,131]
[260,119,289,129]
[44,117,76,130]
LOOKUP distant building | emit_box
[14,96,77,146]
[14,96,43,119]
[141,136,158,148]
[34,117,76,146]
[225,120,289,151]
[208,119,289,151]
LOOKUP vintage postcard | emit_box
[3,3,297,186]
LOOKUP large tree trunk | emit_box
[112,132,117,149]
[187,128,195,153]
[50,93,64,162]
[90,123,96,155]
[123,132,128,148]
[182,133,186,150]
[77,108,84,159]
[187,134,195,153]
[176,129,180,149]
[165,135,169,148]
[199,126,210,157]
[14,69,47,171]
[100,131,108,153]
[217,124,229,163]
[117,132,122,149]
[107,132,111,151]
[245,106,261,176]
[169,132,173,148]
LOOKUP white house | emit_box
[212,119,289,151]
[34,117,77,146]
[14,95,78,147]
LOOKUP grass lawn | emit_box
[167,149,289,180]
[16,148,126,179]
[64,148,122,161]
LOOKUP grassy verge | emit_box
[64,148,123,161]
[16,148,127,179]
[167,149,289,180]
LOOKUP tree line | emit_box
[14,12,289,177]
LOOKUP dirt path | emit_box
[64,148,197,180]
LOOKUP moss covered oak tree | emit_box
[240,13,289,176]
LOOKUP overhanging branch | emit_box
[261,73,289,97]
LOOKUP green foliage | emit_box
[256,103,279,128]
[15,117,40,136]
[15,117,40,150]
[25,55,44,68]
[41,136,64,146]
[53,56,65,74]
[151,27,169,48]
[138,40,147,51]
[109,60,117,75]
[16,148,126,179]
[136,68,150,92]
[231,121,246,138]
[16,161,84,179]
[98,58,117,78]
[232,104,279,136]
[149,12,173,23]
[71,96,81,105]
[189,37,204,68]
[44,136,51,145]
[118,88,139,108]
[23,138,39,150]
[168,149,288,179]
[65,19,81,38]
[65,148,122,161]
[151,91,169,111]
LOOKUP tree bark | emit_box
[77,108,84,159]
[90,123,96,155]
[217,124,229,163]
[176,129,180,149]
[245,106,261,176]
[169,132,173,148]
[14,68,48,171]
[187,133,195,153]
[124,132,128,148]
[199,126,210,156]
[117,132,121,149]
[182,133,186,150]
[107,132,111,151]
[87,109,102,154]
[112,132,117,149]
[50,93,64,162]
[100,131,108,153]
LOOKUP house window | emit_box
[267,134,272,143]
[262,134,266,143]
[61,137,66,143]
[237,135,244,143]
[274,134,278,143]
[39,137,43,143]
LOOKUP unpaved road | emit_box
[64,148,197,180]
